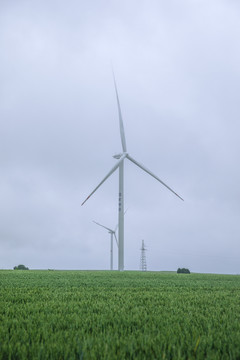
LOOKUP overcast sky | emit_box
[1,0,240,273]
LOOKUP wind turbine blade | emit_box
[114,232,118,247]
[93,221,113,233]
[114,208,128,232]
[112,72,127,152]
[81,154,127,206]
[126,155,184,201]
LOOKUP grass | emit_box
[0,270,240,359]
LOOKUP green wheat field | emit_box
[0,270,240,359]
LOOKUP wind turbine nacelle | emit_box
[113,153,122,159]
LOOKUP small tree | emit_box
[177,268,190,274]
[13,264,29,270]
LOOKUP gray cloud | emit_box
[1,0,240,273]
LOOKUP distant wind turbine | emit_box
[82,73,184,271]
[93,221,118,270]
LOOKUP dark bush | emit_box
[177,268,190,274]
[13,264,29,270]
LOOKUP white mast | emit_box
[118,161,124,271]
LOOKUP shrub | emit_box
[177,268,190,274]
[13,264,29,270]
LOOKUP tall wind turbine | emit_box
[82,74,183,271]
[93,221,118,270]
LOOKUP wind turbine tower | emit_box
[140,240,147,272]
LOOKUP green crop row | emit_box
[0,270,240,359]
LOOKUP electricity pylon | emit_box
[140,240,147,271]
